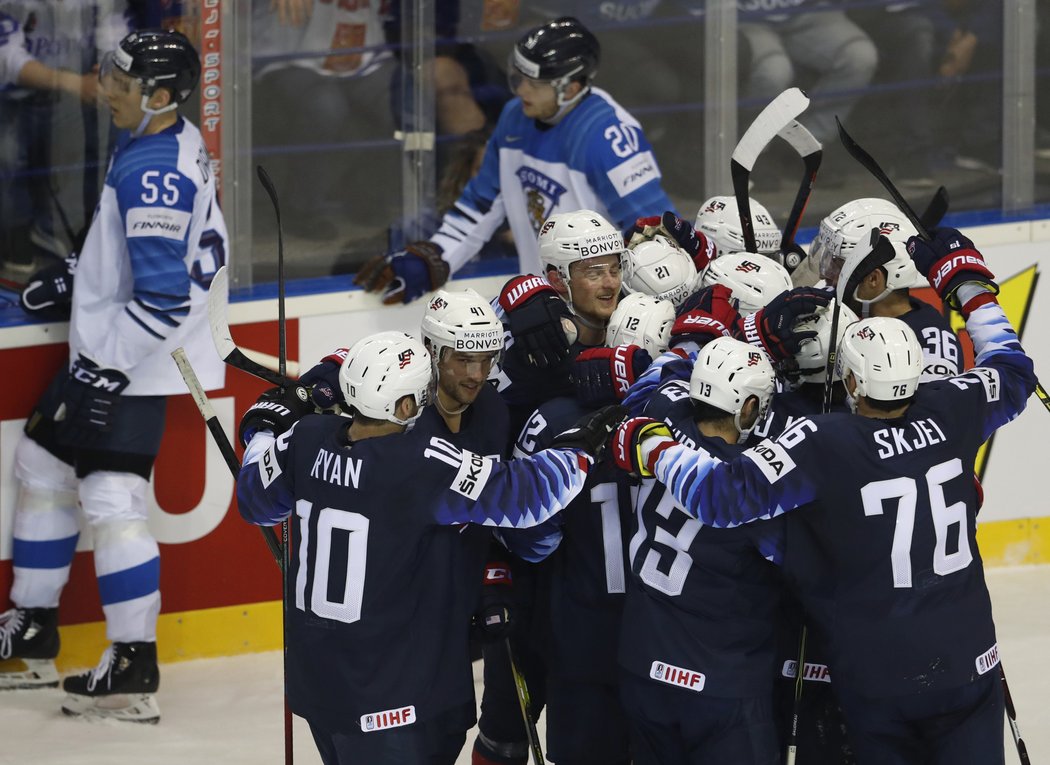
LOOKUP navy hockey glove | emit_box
[611,416,674,478]
[550,404,628,460]
[473,562,514,642]
[20,256,76,322]
[238,385,313,447]
[499,275,575,368]
[743,286,831,363]
[354,241,450,305]
[660,211,716,272]
[57,354,130,447]
[298,349,347,410]
[571,345,652,408]
[906,227,998,315]
[670,285,742,349]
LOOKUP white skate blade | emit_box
[0,658,59,690]
[61,692,160,724]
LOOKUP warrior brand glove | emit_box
[670,285,742,349]
[550,404,628,460]
[20,256,77,322]
[57,354,130,446]
[743,286,831,362]
[473,562,514,642]
[298,349,348,410]
[238,385,314,447]
[499,275,574,368]
[571,345,652,408]
[354,241,450,305]
[611,416,675,478]
[626,212,716,272]
[906,227,998,315]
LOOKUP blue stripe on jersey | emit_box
[13,535,79,569]
[134,296,190,323]
[97,556,160,605]
[123,306,166,339]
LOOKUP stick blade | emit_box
[732,87,810,171]
[207,266,237,361]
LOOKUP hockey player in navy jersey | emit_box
[356,16,675,304]
[814,198,963,380]
[236,332,622,765]
[615,227,1037,764]
[0,30,225,723]
[620,336,783,765]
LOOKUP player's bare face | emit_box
[569,255,622,324]
[436,350,498,409]
[100,69,145,130]
[513,76,559,120]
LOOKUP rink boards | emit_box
[1,219,1048,669]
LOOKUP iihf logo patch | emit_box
[735,260,761,274]
[516,167,567,232]
[398,349,415,369]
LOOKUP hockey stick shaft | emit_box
[1001,663,1032,764]
[171,348,283,566]
[777,120,822,251]
[836,119,1050,415]
[731,88,810,253]
[785,625,808,765]
[506,637,545,765]
[255,164,295,765]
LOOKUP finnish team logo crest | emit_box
[516,167,567,232]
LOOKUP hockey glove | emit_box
[238,385,313,447]
[906,227,998,315]
[57,354,130,447]
[550,404,628,460]
[472,562,514,642]
[354,241,450,305]
[499,275,574,368]
[670,285,742,350]
[298,349,347,410]
[743,286,831,363]
[20,256,76,322]
[661,211,716,272]
[571,345,652,408]
[611,416,675,478]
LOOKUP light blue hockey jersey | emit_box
[431,87,675,276]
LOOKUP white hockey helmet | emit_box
[836,317,923,402]
[606,292,675,355]
[538,209,626,284]
[421,288,505,363]
[700,251,793,315]
[835,230,919,317]
[621,235,699,308]
[690,336,775,442]
[694,195,781,257]
[340,331,432,425]
[791,299,860,385]
[812,197,919,287]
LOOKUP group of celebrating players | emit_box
[237,190,1034,765]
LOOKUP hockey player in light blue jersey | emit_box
[1,29,226,724]
[356,16,676,304]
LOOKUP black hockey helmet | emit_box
[107,29,201,105]
[511,17,600,84]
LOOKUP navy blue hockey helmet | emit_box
[511,17,600,84]
[106,29,201,106]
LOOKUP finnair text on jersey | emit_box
[309,448,363,488]
[872,417,947,459]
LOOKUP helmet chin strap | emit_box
[851,285,891,319]
[130,89,177,138]
[541,80,589,125]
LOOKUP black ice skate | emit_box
[61,641,161,723]
[0,607,60,690]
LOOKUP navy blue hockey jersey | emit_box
[898,297,963,380]
[237,411,591,732]
[645,304,1036,699]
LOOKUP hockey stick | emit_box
[1001,663,1032,765]
[207,267,296,388]
[256,164,295,765]
[835,118,1050,414]
[919,186,950,231]
[731,88,810,253]
[776,119,822,271]
[506,637,545,765]
[171,348,283,566]
[785,626,808,765]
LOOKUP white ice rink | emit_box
[3,564,1048,765]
